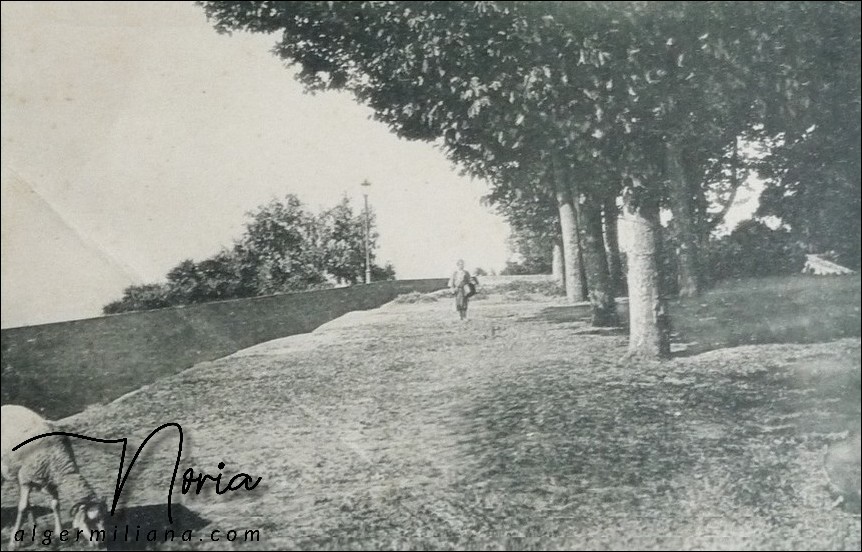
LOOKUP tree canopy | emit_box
[103,194,393,314]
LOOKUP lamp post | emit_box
[361,180,372,284]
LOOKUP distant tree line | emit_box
[103,195,396,314]
[503,210,811,292]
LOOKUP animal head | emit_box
[70,500,108,546]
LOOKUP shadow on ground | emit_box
[526,275,861,357]
[106,503,209,551]
[455,339,860,545]
[0,503,206,550]
[0,505,52,530]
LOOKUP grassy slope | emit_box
[673,275,861,354]
[1,276,859,550]
[528,274,861,355]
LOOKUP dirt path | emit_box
[2,294,859,550]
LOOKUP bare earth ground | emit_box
[2,290,860,550]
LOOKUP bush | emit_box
[706,220,807,281]
[660,220,807,295]
[500,258,551,275]
[103,283,173,314]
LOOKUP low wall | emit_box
[1,279,447,419]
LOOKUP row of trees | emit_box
[103,195,395,314]
[199,1,860,358]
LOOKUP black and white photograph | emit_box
[1,1,860,550]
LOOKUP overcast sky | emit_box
[1,1,515,328]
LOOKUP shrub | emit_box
[706,220,807,281]
[500,258,551,276]
[103,283,173,314]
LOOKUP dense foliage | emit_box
[103,195,394,314]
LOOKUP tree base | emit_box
[619,348,671,363]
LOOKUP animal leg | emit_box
[47,486,63,534]
[9,484,31,550]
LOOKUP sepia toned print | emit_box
[2,2,859,550]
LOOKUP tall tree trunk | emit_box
[552,238,564,285]
[574,190,619,327]
[666,140,702,297]
[577,242,589,301]
[692,173,711,284]
[623,192,671,359]
[602,196,625,296]
[553,159,584,303]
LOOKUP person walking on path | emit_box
[448,259,475,320]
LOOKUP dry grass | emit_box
[1,279,859,550]
[393,278,566,305]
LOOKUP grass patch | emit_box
[392,279,566,305]
[672,274,861,355]
[471,279,566,302]
[534,274,860,355]
[483,279,566,296]
[391,291,441,304]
